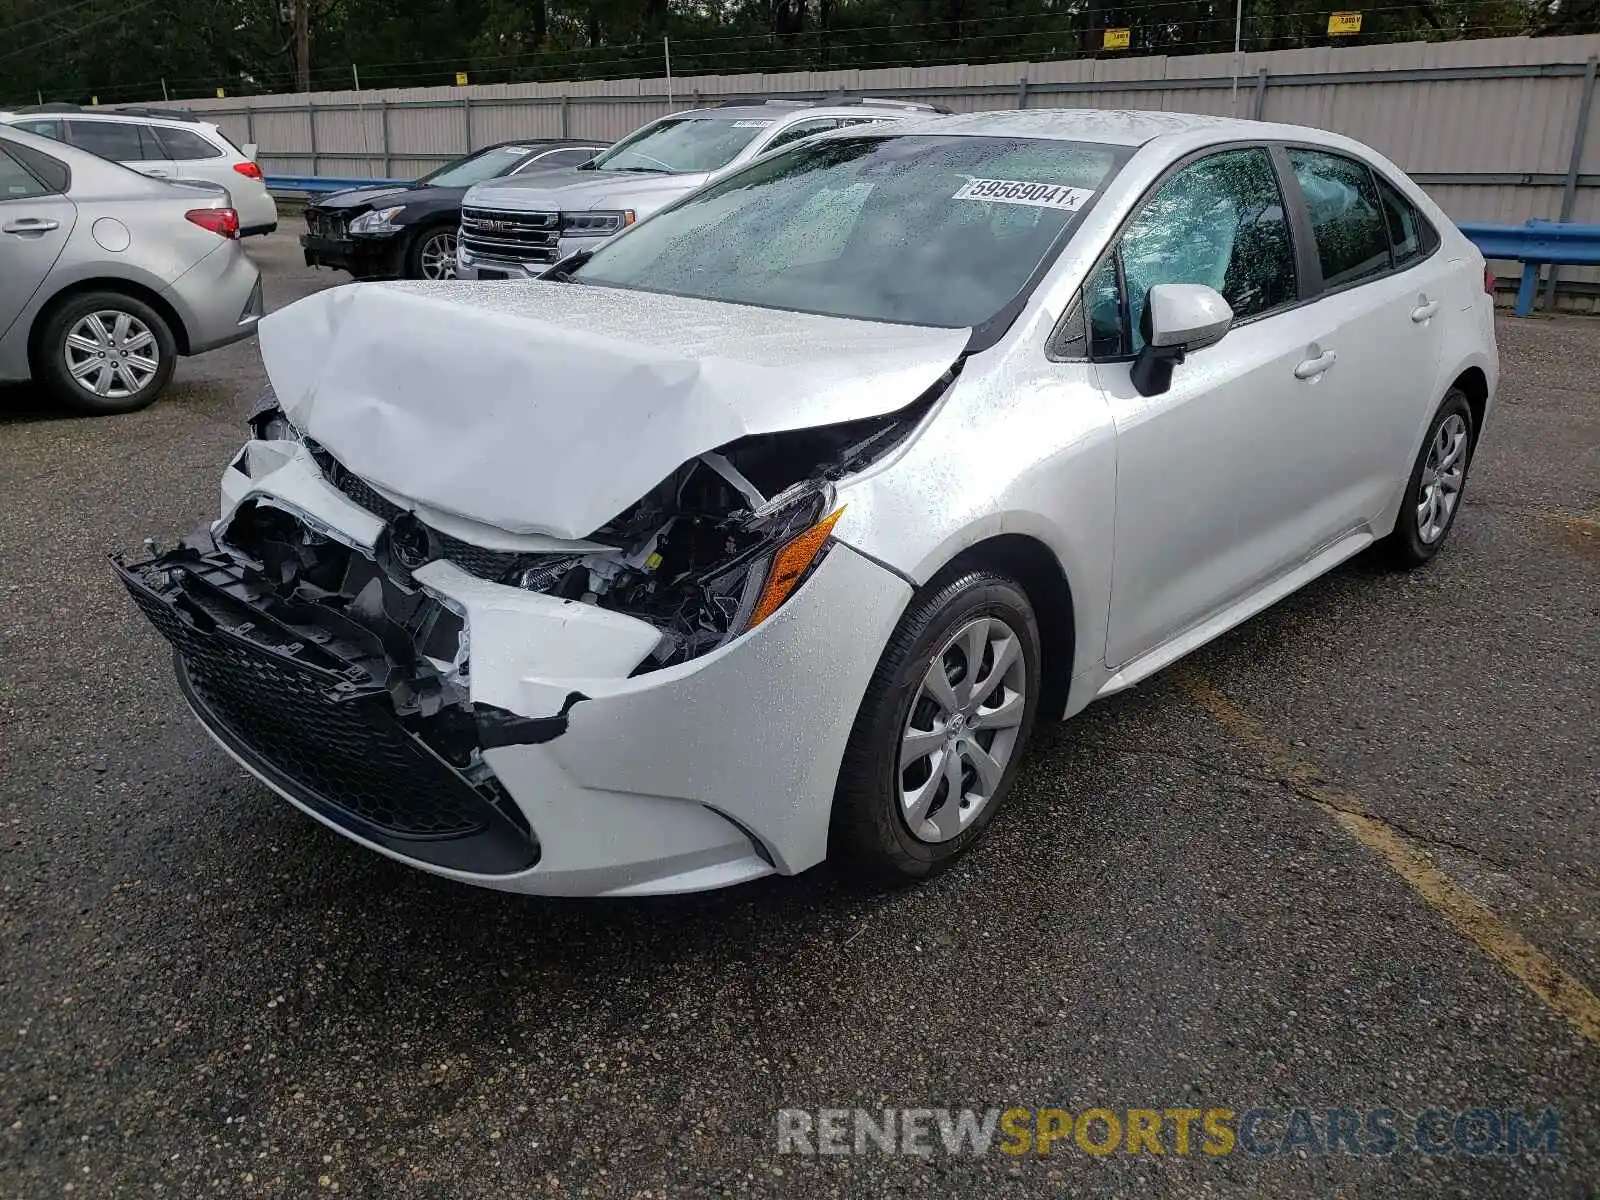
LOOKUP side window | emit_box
[763,119,841,152]
[0,146,50,199]
[65,120,148,162]
[152,126,223,160]
[12,119,61,140]
[1117,147,1296,353]
[1086,256,1127,359]
[1288,149,1391,289]
[1373,173,1439,269]
[8,141,69,193]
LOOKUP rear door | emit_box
[1281,147,1449,526]
[0,141,75,343]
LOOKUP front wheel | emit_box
[1378,388,1475,569]
[406,225,458,280]
[831,569,1041,883]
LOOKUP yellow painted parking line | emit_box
[1179,672,1600,1049]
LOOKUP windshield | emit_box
[588,116,769,175]
[419,145,540,187]
[573,134,1124,328]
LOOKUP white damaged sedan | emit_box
[117,109,1497,895]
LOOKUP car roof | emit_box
[1,107,221,132]
[865,107,1319,147]
[671,98,940,123]
[481,137,606,151]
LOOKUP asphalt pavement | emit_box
[1,231,1596,1198]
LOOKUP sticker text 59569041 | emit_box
[953,178,1095,211]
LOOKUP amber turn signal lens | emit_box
[748,507,845,629]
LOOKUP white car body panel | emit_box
[124,108,1498,894]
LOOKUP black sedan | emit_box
[300,139,605,280]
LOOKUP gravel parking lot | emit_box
[2,229,1596,1198]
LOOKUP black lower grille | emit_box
[314,449,542,584]
[115,555,539,874]
[305,209,347,239]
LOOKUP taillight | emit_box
[186,207,240,239]
[233,161,263,180]
[1483,264,1496,295]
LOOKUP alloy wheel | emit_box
[419,230,458,280]
[63,311,160,400]
[1417,412,1468,544]
[898,616,1028,844]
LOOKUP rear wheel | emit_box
[831,570,1041,883]
[34,291,176,415]
[406,225,458,280]
[1379,388,1475,568]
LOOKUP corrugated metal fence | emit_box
[171,34,1600,300]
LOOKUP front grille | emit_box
[305,208,347,238]
[461,206,560,264]
[312,445,542,584]
[115,554,539,874]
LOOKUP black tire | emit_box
[831,569,1042,883]
[1378,388,1476,569]
[405,223,459,280]
[33,290,176,416]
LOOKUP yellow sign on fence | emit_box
[1103,27,1131,50]
[1328,11,1363,35]
[455,71,469,86]
[216,87,226,98]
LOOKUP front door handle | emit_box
[1411,295,1440,323]
[1,217,59,235]
[1293,347,1338,380]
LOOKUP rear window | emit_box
[575,133,1124,328]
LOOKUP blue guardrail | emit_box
[266,175,407,195]
[1458,219,1600,317]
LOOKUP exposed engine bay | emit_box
[240,373,948,674]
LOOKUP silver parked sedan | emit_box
[118,109,1496,895]
[0,125,262,414]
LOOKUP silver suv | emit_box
[456,97,944,280]
[0,126,263,414]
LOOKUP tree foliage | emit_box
[0,0,1591,105]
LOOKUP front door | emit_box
[1092,146,1338,668]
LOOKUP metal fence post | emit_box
[1253,68,1269,120]
[1544,54,1598,313]
[1017,76,1029,108]
[244,105,255,151]
[560,94,569,138]
[307,100,318,175]
[380,99,391,176]
[462,95,473,151]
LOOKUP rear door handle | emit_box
[1293,347,1338,380]
[1411,296,1440,323]
[2,217,59,235]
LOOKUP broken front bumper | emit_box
[116,442,913,896]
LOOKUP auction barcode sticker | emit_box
[953,178,1094,210]
[732,119,775,128]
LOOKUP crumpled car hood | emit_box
[257,281,968,539]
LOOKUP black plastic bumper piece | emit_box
[114,550,540,876]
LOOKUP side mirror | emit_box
[1130,283,1234,397]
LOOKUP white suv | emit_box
[0,105,277,236]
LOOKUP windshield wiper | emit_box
[611,165,673,174]
[543,251,596,282]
